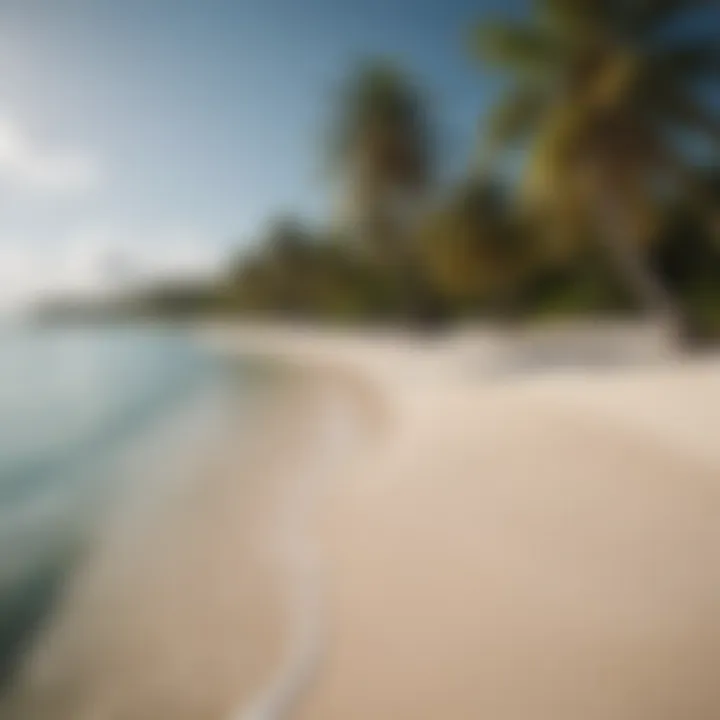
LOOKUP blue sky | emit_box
[0,0,527,307]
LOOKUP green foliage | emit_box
[327,59,435,279]
[46,16,720,340]
[329,60,433,195]
[470,0,720,336]
[226,220,412,322]
[472,0,720,211]
[419,179,524,312]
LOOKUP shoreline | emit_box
[4,322,720,718]
[1,353,374,720]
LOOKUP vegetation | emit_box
[471,0,720,338]
[39,1,720,341]
[329,61,433,256]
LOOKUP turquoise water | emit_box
[0,325,219,685]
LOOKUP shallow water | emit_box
[0,324,255,689]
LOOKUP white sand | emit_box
[209,325,720,720]
[6,323,720,719]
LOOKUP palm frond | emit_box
[479,86,552,169]
[538,0,624,34]
[520,103,589,209]
[468,21,561,77]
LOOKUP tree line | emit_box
[40,0,720,342]
[223,0,720,342]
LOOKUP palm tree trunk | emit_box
[594,194,686,342]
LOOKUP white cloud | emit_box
[64,224,226,286]
[0,225,228,312]
[0,115,100,194]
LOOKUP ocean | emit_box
[0,325,230,686]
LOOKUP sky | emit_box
[0,0,529,309]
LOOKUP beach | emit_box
[212,325,720,719]
[1,358,367,720]
[2,0,717,715]
[4,324,720,719]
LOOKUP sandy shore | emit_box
[1,366,366,720]
[211,325,720,720]
[5,324,720,719]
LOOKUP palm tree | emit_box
[421,178,523,314]
[329,60,433,260]
[327,60,436,321]
[471,0,720,338]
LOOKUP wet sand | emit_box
[1,369,363,720]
